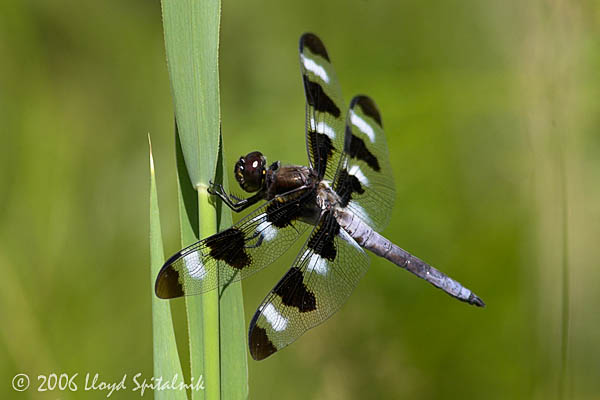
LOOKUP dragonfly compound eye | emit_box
[235,151,266,192]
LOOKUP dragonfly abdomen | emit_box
[335,208,485,307]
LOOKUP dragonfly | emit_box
[155,33,485,361]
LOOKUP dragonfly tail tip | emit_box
[470,293,485,308]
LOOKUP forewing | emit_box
[248,211,370,360]
[299,33,346,181]
[334,95,395,232]
[155,194,312,299]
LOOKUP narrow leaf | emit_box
[162,0,222,396]
[161,0,247,398]
[161,0,221,187]
[149,135,187,400]
[175,128,205,400]
[214,136,249,399]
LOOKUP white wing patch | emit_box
[183,251,207,280]
[301,54,330,83]
[348,201,374,227]
[348,164,369,187]
[310,117,336,139]
[339,228,363,253]
[261,303,288,332]
[257,220,278,242]
[350,110,376,142]
[306,253,329,275]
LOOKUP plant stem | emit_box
[199,186,220,400]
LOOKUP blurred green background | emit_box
[1,0,599,399]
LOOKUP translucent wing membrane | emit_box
[155,194,312,299]
[300,33,346,182]
[248,212,370,360]
[157,34,401,361]
[334,95,396,232]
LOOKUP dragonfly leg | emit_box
[208,181,265,212]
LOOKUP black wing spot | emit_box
[353,95,382,127]
[303,76,341,118]
[307,212,340,261]
[334,169,365,208]
[155,264,185,299]
[300,33,330,61]
[346,128,380,172]
[274,267,317,312]
[308,130,335,178]
[249,324,278,361]
[266,198,301,229]
[204,228,251,270]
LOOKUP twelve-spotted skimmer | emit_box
[155,33,484,360]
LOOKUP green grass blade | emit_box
[176,129,205,400]
[162,1,247,398]
[161,0,222,397]
[149,136,188,400]
[161,0,221,187]
[214,136,249,399]
[198,190,219,400]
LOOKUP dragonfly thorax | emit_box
[316,180,341,211]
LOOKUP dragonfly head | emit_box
[235,151,267,193]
